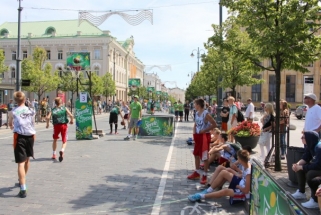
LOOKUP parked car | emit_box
[295,105,308,119]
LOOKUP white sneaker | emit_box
[291,189,306,200]
[301,198,319,209]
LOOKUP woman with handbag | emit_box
[258,103,275,161]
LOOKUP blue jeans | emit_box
[280,133,286,156]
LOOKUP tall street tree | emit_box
[21,47,60,101]
[59,71,85,105]
[0,49,7,82]
[101,72,116,102]
[220,1,321,170]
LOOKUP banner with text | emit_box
[138,115,175,137]
[250,160,305,215]
[75,92,93,140]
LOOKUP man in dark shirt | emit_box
[220,99,230,131]
[184,100,190,121]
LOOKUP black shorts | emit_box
[175,111,179,116]
[14,133,35,163]
[109,112,118,124]
[179,111,183,117]
[228,175,242,190]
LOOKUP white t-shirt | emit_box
[235,165,251,199]
[245,103,255,119]
[304,104,321,131]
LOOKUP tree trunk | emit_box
[232,86,236,98]
[274,66,281,171]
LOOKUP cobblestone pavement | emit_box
[0,112,247,215]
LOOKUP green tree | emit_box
[0,49,7,82]
[86,72,104,97]
[220,1,321,170]
[59,71,85,104]
[128,86,147,99]
[21,47,60,101]
[101,72,116,102]
[168,95,176,104]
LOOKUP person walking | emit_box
[280,100,289,159]
[184,100,190,122]
[178,100,184,122]
[124,95,142,141]
[227,96,238,142]
[187,98,217,185]
[245,98,255,122]
[303,93,321,134]
[8,91,36,198]
[108,105,124,134]
[121,101,130,129]
[46,97,74,162]
[6,99,14,128]
[258,103,275,161]
[40,97,47,122]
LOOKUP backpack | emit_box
[230,142,242,160]
[236,109,245,122]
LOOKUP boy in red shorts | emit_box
[187,98,217,184]
[46,97,73,162]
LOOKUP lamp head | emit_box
[190,53,194,57]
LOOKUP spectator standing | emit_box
[303,93,321,134]
[184,100,190,122]
[235,99,241,110]
[40,98,48,122]
[220,99,230,132]
[8,91,36,198]
[124,95,142,141]
[178,100,184,122]
[227,96,238,142]
[291,131,321,209]
[245,98,255,122]
[212,100,217,118]
[280,100,289,159]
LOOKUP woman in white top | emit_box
[121,101,130,129]
[188,150,251,202]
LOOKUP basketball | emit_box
[121,121,125,126]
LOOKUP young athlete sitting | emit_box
[188,149,251,202]
[210,128,221,147]
[208,133,236,165]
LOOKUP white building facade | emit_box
[143,73,162,91]
[0,20,144,104]
[168,87,185,102]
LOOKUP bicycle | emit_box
[180,202,222,215]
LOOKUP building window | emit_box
[251,75,262,102]
[23,51,27,59]
[45,27,56,35]
[81,48,87,52]
[307,62,314,67]
[0,71,4,79]
[46,50,51,60]
[69,48,74,52]
[58,50,63,60]
[269,75,276,102]
[94,66,99,76]
[12,51,16,60]
[11,67,16,78]
[286,75,296,102]
[94,49,100,60]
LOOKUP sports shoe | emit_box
[109,131,113,134]
[199,189,210,195]
[187,171,200,180]
[115,132,119,135]
[291,189,306,200]
[59,151,64,162]
[200,175,207,185]
[188,193,202,202]
[124,136,130,140]
[51,154,56,159]
[123,126,126,129]
[18,190,27,198]
[301,198,319,209]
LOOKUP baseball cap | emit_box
[304,93,317,101]
[134,95,139,99]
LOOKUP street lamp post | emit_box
[190,48,205,72]
[16,0,23,91]
[112,48,121,106]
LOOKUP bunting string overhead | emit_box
[145,65,172,72]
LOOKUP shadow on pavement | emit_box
[0,185,18,198]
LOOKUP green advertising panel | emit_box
[147,87,155,92]
[250,160,304,215]
[156,91,162,95]
[139,115,175,137]
[162,92,168,97]
[75,93,93,140]
[66,52,90,71]
[155,102,161,111]
[128,78,141,91]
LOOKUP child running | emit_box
[188,149,251,202]
[187,98,217,184]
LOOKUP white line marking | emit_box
[151,121,179,215]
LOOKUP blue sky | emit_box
[0,0,227,90]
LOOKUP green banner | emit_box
[128,78,141,91]
[138,116,174,137]
[75,93,93,140]
[66,52,90,70]
[147,87,155,92]
[156,91,162,95]
[155,102,161,111]
[250,160,304,215]
[162,92,168,97]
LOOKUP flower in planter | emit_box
[228,121,261,137]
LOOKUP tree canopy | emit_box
[101,72,116,100]
[0,49,7,82]
[21,47,60,101]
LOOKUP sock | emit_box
[110,124,112,132]
[207,187,214,193]
[199,194,205,199]
[53,151,56,155]
[61,148,65,152]
[203,172,207,176]
[196,169,203,175]
[128,134,132,137]
[20,184,27,191]
[115,124,118,132]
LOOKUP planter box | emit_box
[234,135,259,150]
